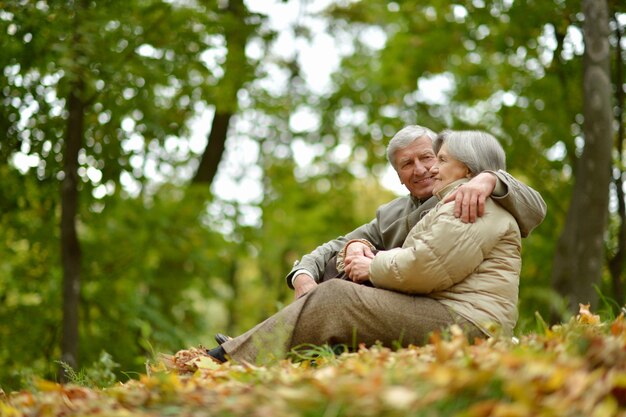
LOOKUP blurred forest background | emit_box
[1,0,625,390]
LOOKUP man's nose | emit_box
[413,160,427,175]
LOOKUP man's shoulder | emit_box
[377,194,413,213]
[376,194,438,225]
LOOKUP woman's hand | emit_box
[344,254,373,283]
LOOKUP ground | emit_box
[2,305,626,417]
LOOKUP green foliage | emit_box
[77,187,245,374]
[257,158,397,310]
[0,0,249,190]
[0,165,63,390]
[0,0,270,391]
[288,343,349,365]
[57,351,119,389]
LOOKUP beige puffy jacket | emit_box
[369,179,522,336]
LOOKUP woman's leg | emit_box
[221,280,481,364]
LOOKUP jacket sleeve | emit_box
[490,170,546,238]
[285,215,386,289]
[369,204,503,294]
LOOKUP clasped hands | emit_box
[292,242,372,299]
[342,242,374,283]
[293,242,374,299]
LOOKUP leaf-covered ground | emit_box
[2,306,626,417]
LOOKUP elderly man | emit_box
[286,125,546,298]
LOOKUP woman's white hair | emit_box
[386,125,437,170]
[433,130,506,174]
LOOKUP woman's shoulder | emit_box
[431,198,520,234]
[485,197,516,217]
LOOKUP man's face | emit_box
[394,136,437,199]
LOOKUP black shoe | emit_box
[205,345,227,363]
[214,333,232,345]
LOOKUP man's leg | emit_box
[222,280,481,364]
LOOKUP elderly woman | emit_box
[188,130,521,365]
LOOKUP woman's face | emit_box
[430,143,470,195]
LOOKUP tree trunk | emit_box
[608,12,625,307]
[192,112,233,184]
[225,256,239,336]
[191,0,248,186]
[60,80,85,378]
[551,0,613,314]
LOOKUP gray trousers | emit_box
[222,280,484,364]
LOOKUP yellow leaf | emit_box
[592,396,618,417]
[0,402,22,417]
[576,304,600,325]
[429,366,455,386]
[274,386,323,409]
[192,356,221,371]
[34,379,62,392]
[492,402,532,417]
[140,372,181,391]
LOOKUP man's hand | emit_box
[293,273,317,299]
[344,255,373,283]
[443,172,497,223]
[344,241,375,265]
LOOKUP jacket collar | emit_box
[410,194,432,207]
[434,178,470,200]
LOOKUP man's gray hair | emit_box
[386,125,438,170]
[433,130,506,174]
